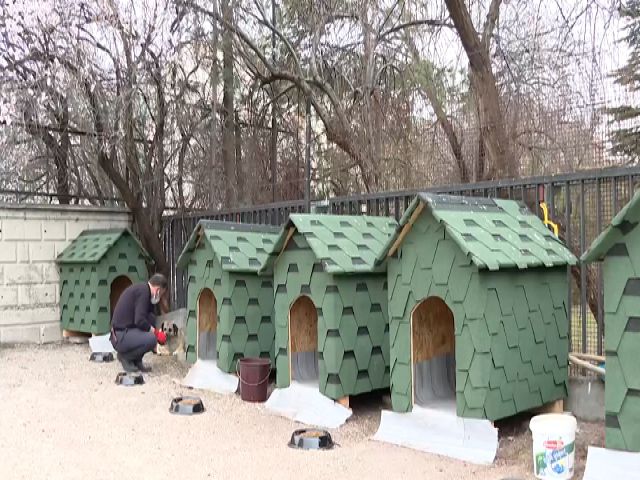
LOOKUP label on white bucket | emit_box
[530,414,577,480]
[534,438,574,478]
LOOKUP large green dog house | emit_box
[375,193,576,420]
[582,189,640,451]
[177,220,280,372]
[259,214,397,401]
[57,228,151,334]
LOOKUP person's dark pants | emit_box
[110,328,157,362]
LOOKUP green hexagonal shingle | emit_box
[618,394,640,450]
[605,355,628,415]
[456,325,474,371]
[468,352,491,388]
[468,318,491,353]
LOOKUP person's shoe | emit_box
[133,358,152,373]
[117,353,140,373]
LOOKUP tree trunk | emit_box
[221,0,236,208]
[234,109,244,205]
[55,98,71,204]
[444,0,516,179]
[209,0,219,203]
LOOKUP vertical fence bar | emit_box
[596,177,604,356]
[565,181,572,351]
[580,181,587,354]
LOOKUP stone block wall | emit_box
[0,204,130,344]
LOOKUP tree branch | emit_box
[378,19,454,42]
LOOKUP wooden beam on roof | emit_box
[387,202,425,258]
[194,226,205,250]
[278,227,296,263]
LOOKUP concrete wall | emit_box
[566,376,605,422]
[0,204,131,344]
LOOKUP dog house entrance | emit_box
[289,296,319,382]
[197,288,217,360]
[110,276,132,319]
[411,296,456,407]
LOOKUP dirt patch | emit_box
[0,343,602,480]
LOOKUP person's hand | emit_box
[155,328,167,345]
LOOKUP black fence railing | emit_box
[163,199,306,307]
[163,165,640,364]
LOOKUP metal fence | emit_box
[163,165,640,361]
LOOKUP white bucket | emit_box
[529,413,577,480]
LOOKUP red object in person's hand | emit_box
[155,329,167,345]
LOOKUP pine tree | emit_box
[609,1,640,160]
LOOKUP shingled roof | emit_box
[56,228,152,265]
[177,220,280,273]
[376,193,576,271]
[582,189,640,263]
[259,214,398,275]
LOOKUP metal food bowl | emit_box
[169,396,205,415]
[115,372,145,386]
[89,352,114,363]
[288,428,334,450]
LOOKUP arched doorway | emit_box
[197,288,218,360]
[411,296,456,407]
[110,276,132,320]
[289,296,318,382]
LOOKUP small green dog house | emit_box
[375,193,576,421]
[56,228,151,334]
[177,220,280,372]
[259,214,398,401]
[582,189,640,451]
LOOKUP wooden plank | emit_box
[387,202,424,258]
[197,288,217,360]
[531,399,564,415]
[569,354,605,375]
[198,288,217,333]
[290,296,317,354]
[63,329,91,344]
[194,226,205,250]
[277,227,296,264]
[571,352,605,363]
[337,396,350,408]
[410,296,455,405]
[62,329,91,338]
[411,297,455,364]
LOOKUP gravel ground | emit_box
[0,343,603,480]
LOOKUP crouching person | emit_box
[110,273,168,372]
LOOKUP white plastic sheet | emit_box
[291,352,319,382]
[265,381,352,429]
[583,446,640,479]
[373,402,498,465]
[181,359,239,394]
[88,334,115,353]
[414,354,455,405]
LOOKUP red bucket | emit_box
[237,358,271,402]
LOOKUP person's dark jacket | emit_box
[111,282,156,332]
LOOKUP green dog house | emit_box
[375,193,576,421]
[177,220,280,372]
[259,214,397,401]
[57,228,151,335]
[582,189,640,451]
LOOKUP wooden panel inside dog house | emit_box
[411,296,455,364]
[289,296,317,354]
